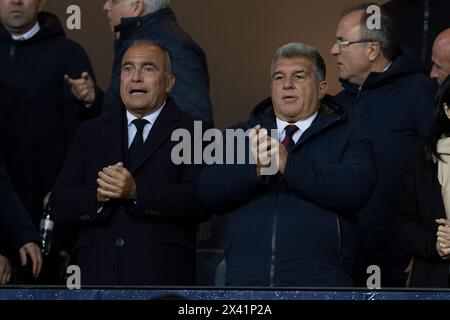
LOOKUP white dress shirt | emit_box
[12,22,40,40]
[126,101,165,148]
[276,111,318,144]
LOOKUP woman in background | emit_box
[395,76,450,288]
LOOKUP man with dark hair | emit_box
[0,79,35,284]
[51,41,208,286]
[331,3,436,287]
[0,0,101,283]
[68,0,213,125]
[0,0,100,219]
[198,42,376,287]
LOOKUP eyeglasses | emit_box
[334,39,373,48]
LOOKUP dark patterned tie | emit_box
[281,124,299,152]
[128,118,149,166]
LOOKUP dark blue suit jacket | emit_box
[51,98,208,286]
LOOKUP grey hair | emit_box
[128,40,173,74]
[271,42,326,83]
[342,3,399,60]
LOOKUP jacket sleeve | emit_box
[393,147,441,260]
[50,126,98,223]
[129,163,209,223]
[282,126,377,213]
[173,43,213,125]
[0,155,39,250]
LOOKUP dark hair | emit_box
[342,3,399,60]
[425,75,450,163]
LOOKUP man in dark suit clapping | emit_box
[50,40,208,286]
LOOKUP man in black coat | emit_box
[0,0,102,284]
[51,40,208,286]
[0,0,101,222]
[331,3,436,287]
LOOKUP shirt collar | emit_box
[358,61,393,90]
[383,61,393,72]
[126,100,166,127]
[276,111,318,134]
[12,22,40,41]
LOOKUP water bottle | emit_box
[40,206,54,256]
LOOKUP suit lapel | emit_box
[101,110,126,165]
[129,99,180,173]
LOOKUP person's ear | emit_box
[367,42,381,62]
[318,80,328,99]
[132,0,146,17]
[165,74,176,93]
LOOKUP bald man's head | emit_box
[431,28,450,85]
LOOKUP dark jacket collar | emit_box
[339,46,424,93]
[250,94,345,126]
[249,94,347,148]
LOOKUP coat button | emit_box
[116,238,125,247]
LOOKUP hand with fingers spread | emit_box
[64,71,96,104]
[97,162,137,200]
[19,242,43,279]
[0,255,12,285]
[435,218,450,259]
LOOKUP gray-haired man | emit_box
[68,0,213,125]
[198,42,376,287]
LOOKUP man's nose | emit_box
[131,69,143,82]
[331,43,340,55]
[430,64,438,79]
[103,1,110,11]
[282,77,294,89]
